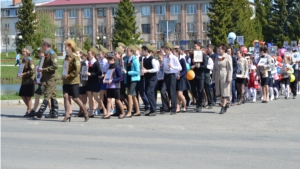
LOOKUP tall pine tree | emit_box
[207,0,233,46]
[287,0,300,41]
[269,0,289,46]
[254,0,268,41]
[112,0,141,48]
[15,0,37,53]
[230,0,260,47]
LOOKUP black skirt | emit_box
[176,77,191,91]
[19,84,35,97]
[86,81,100,93]
[63,84,79,98]
[107,89,120,99]
[79,86,87,95]
[236,78,247,84]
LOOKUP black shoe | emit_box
[28,110,35,117]
[23,112,30,117]
[219,107,225,114]
[170,112,177,115]
[148,112,157,116]
[103,116,111,119]
[144,109,151,115]
[34,99,49,118]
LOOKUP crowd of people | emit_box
[18,38,300,122]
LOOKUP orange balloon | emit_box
[186,70,195,80]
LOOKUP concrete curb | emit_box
[1,94,162,105]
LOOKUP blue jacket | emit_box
[124,55,140,84]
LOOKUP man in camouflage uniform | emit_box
[33,38,59,119]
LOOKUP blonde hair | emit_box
[22,48,31,56]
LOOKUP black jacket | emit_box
[232,56,238,80]
[191,54,209,80]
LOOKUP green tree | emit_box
[83,36,92,50]
[287,0,300,41]
[32,10,57,57]
[269,0,289,47]
[112,0,142,47]
[15,0,37,53]
[207,0,233,46]
[254,0,268,41]
[229,0,260,47]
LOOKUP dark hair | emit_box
[142,46,150,53]
[160,46,165,49]
[189,51,194,60]
[194,41,202,47]
[218,43,227,51]
[260,46,268,53]
[207,44,214,49]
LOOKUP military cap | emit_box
[134,44,142,51]
[145,43,155,53]
[115,47,124,55]
[42,38,53,45]
[100,46,109,54]
[118,42,126,47]
[82,50,88,56]
[89,47,99,55]
[128,45,136,52]
[64,39,76,50]
[76,47,82,52]
[24,45,33,53]
[165,42,174,49]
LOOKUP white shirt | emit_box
[99,58,108,73]
[207,57,214,70]
[89,58,97,65]
[144,54,159,73]
[163,53,182,74]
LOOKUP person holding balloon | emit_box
[280,57,293,99]
[257,47,272,103]
[290,53,299,99]
[212,43,233,114]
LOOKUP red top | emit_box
[41,0,164,6]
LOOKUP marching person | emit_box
[124,45,140,117]
[257,47,272,103]
[174,48,190,113]
[86,47,102,117]
[280,57,293,99]
[33,38,59,119]
[29,47,52,117]
[190,42,208,112]
[291,50,299,99]
[61,39,89,122]
[78,50,88,117]
[212,43,233,114]
[236,50,249,105]
[141,44,159,116]
[207,44,218,104]
[103,55,125,119]
[156,53,169,113]
[163,43,182,115]
[15,53,21,66]
[19,45,35,117]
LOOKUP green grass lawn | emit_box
[1,92,64,100]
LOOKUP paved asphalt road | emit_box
[1,96,300,169]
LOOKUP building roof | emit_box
[1,0,53,9]
[41,0,166,6]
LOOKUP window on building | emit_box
[98,26,106,33]
[69,9,77,18]
[112,8,116,16]
[98,8,106,17]
[202,4,211,14]
[156,5,166,15]
[156,24,162,33]
[84,9,92,18]
[2,38,10,46]
[141,6,150,16]
[69,27,76,36]
[1,9,17,17]
[55,10,63,19]
[186,4,196,14]
[170,5,180,15]
[187,23,195,32]
[141,24,150,33]
[55,27,63,36]
[4,23,9,29]
[84,26,93,35]
[56,43,62,53]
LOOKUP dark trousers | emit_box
[137,77,150,110]
[204,77,213,106]
[164,73,177,112]
[290,79,298,97]
[211,83,217,103]
[192,78,204,108]
[15,59,20,66]
[156,80,169,111]
[145,77,157,112]
[231,79,237,103]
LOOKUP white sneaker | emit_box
[270,96,274,101]
[261,97,264,100]
[253,98,256,102]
